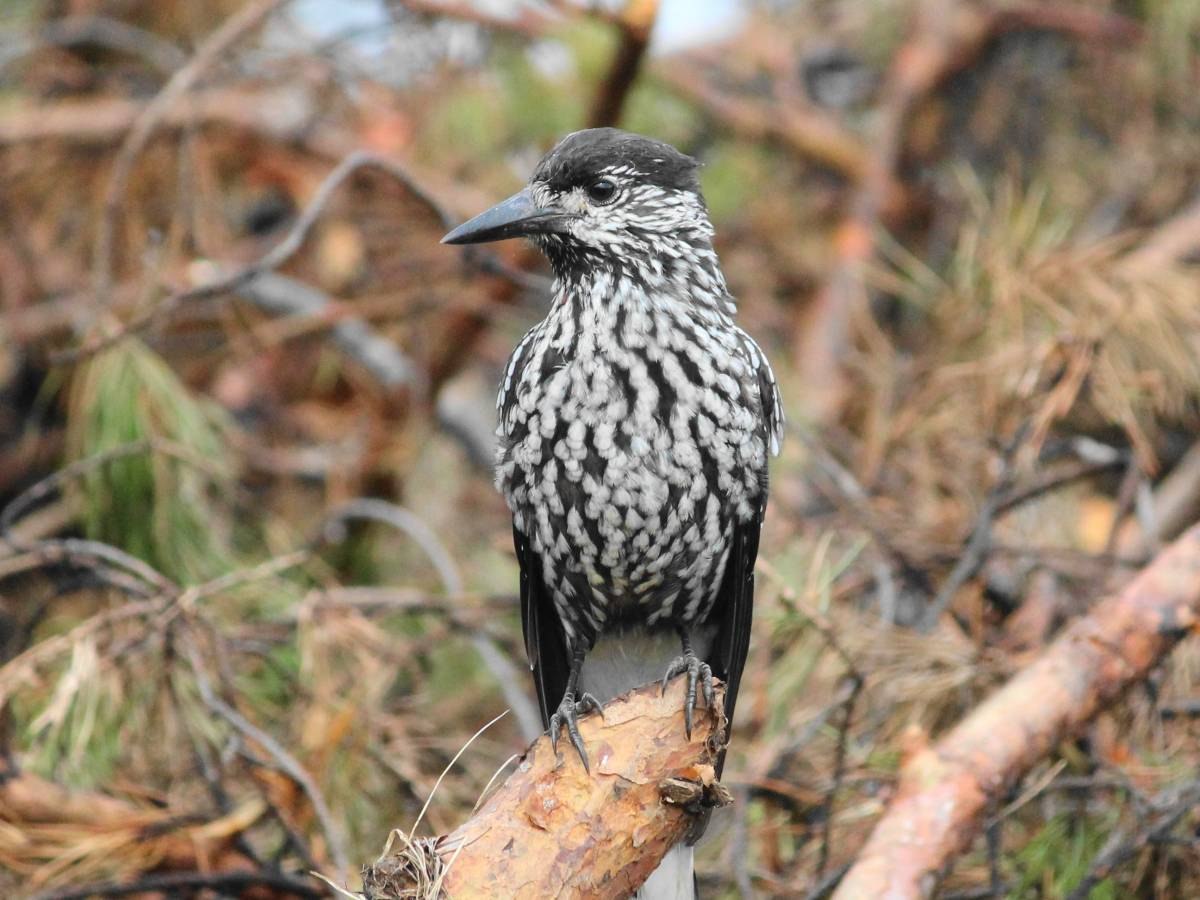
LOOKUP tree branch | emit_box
[833,522,1200,899]
[91,0,288,314]
[796,0,1143,422]
[588,0,659,128]
[656,62,875,188]
[364,680,731,898]
[55,150,453,366]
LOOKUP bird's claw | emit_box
[549,690,604,773]
[661,651,715,739]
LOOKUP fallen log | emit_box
[834,522,1200,900]
[364,679,730,899]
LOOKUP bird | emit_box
[442,128,782,899]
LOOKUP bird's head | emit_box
[442,128,713,282]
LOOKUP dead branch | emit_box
[797,0,1144,422]
[920,422,1030,631]
[0,16,187,75]
[364,679,730,899]
[1115,440,1200,558]
[797,0,968,421]
[833,522,1200,900]
[0,87,318,147]
[397,0,558,36]
[54,151,454,366]
[235,271,425,393]
[182,636,350,878]
[656,63,876,188]
[992,3,1144,46]
[322,499,542,742]
[91,0,288,314]
[588,0,659,128]
[1119,193,1200,276]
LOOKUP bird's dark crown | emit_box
[531,128,701,196]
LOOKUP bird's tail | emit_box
[637,844,696,900]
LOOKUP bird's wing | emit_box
[709,499,763,777]
[736,326,785,456]
[708,326,779,767]
[514,524,569,729]
[497,325,540,414]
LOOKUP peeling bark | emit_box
[364,680,729,899]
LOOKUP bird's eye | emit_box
[586,178,617,204]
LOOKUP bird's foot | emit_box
[660,650,715,739]
[549,690,604,773]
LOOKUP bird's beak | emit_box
[441,188,571,245]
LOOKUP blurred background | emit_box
[1,0,1199,897]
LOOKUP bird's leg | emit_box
[660,627,715,740]
[549,646,604,773]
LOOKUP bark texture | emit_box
[364,679,729,899]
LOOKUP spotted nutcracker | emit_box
[443,128,782,899]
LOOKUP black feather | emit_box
[708,499,763,778]
[514,524,569,729]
